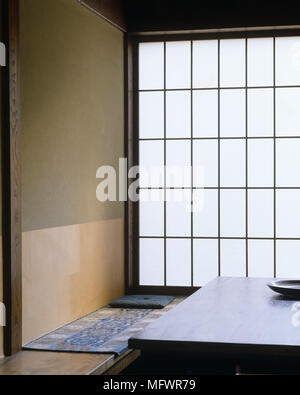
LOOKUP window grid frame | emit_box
[273,37,277,277]
[135,34,300,289]
[190,41,194,286]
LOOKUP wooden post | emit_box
[2,0,22,356]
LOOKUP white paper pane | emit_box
[276,37,300,86]
[193,239,218,286]
[140,238,164,286]
[277,139,300,187]
[248,89,274,137]
[193,90,218,138]
[193,190,218,237]
[139,42,164,90]
[248,190,274,238]
[220,190,246,237]
[276,88,300,136]
[277,240,300,278]
[248,38,274,87]
[277,190,300,238]
[248,240,274,278]
[193,40,218,88]
[166,91,191,138]
[166,41,191,89]
[166,239,191,286]
[139,141,164,187]
[220,140,245,187]
[139,190,164,237]
[248,139,274,187]
[220,39,245,87]
[166,189,191,237]
[220,90,246,137]
[166,140,191,187]
[220,240,246,277]
[139,92,164,139]
[193,140,218,187]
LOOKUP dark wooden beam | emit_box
[124,35,136,293]
[125,0,300,33]
[1,0,22,356]
[77,0,127,32]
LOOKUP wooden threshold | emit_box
[0,349,140,375]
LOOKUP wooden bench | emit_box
[0,349,141,375]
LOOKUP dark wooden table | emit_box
[128,277,300,374]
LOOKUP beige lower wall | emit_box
[22,218,124,345]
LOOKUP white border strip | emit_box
[0,42,6,67]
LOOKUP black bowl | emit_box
[267,280,300,298]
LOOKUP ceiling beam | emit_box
[125,0,300,33]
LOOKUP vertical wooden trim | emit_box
[125,34,134,292]
[132,40,139,290]
[125,35,140,293]
[2,0,22,356]
[273,37,277,278]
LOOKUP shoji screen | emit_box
[138,36,300,288]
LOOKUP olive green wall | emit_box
[20,0,124,232]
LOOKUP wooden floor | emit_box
[0,349,140,375]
